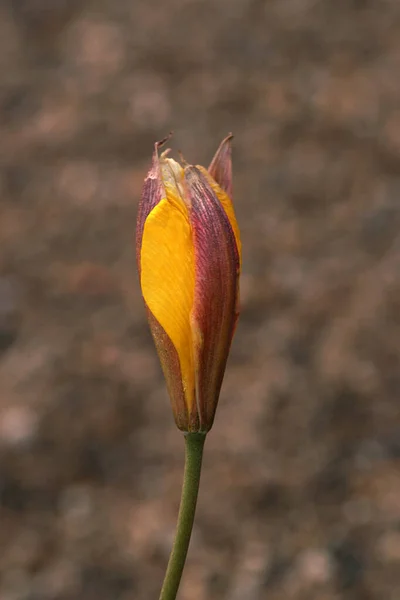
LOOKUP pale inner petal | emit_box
[161,156,187,208]
[141,195,195,410]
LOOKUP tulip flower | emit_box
[136,135,241,600]
[136,135,241,433]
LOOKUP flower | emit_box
[136,135,241,432]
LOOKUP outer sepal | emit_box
[185,166,240,431]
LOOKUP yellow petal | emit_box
[140,195,195,410]
[196,165,242,265]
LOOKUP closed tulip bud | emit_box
[136,135,241,432]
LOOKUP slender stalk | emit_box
[159,432,206,600]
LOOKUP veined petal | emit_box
[140,195,196,416]
[184,166,240,431]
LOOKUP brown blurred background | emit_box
[1,1,400,599]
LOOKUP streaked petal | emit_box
[208,134,233,197]
[184,166,240,431]
[140,196,196,414]
[136,139,168,273]
[197,165,241,266]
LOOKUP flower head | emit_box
[136,135,241,432]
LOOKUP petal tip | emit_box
[208,135,233,196]
[156,132,174,150]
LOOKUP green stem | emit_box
[159,432,206,600]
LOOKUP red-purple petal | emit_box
[207,134,233,198]
[136,138,169,274]
[184,166,240,431]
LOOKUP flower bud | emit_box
[136,135,241,432]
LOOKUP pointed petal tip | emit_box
[218,133,234,147]
[208,134,233,197]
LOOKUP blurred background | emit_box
[1,0,400,599]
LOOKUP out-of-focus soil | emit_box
[1,1,400,599]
